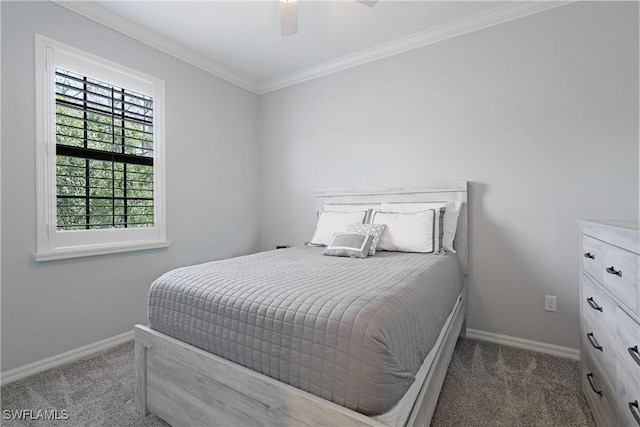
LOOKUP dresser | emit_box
[580,221,640,426]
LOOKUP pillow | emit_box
[441,201,461,253]
[371,210,435,253]
[310,210,368,245]
[322,203,379,223]
[381,202,446,253]
[382,201,461,253]
[323,233,373,259]
[346,223,386,256]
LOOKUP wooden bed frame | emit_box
[135,181,468,426]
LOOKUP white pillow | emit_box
[310,211,368,245]
[371,210,435,253]
[381,202,447,253]
[442,201,461,253]
[382,201,461,253]
[322,203,379,223]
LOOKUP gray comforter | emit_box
[148,246,464,416]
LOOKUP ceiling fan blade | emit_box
[356,0,379,6]
[280,0,298,36]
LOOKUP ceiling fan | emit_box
[280,0,379,36]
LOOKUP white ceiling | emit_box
[57,1,569,93]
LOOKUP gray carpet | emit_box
[431,339,595,427]
[1,338,594,426]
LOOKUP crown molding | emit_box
[52,1,572,96]
[52,1,261,94]
[257,1,573,94]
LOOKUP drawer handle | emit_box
[606,266,622,277]
[629,401,640,426]
[587,332,603,352]
[583,252,595,260]
[587,372,602,397]
[586,373,602,396]
[586,297,603,312]
[629,346,640,367]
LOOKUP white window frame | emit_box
[34,35,170,261]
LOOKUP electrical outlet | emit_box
[545,295,557,312]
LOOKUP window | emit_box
[35,35,169,261]
[55,69,155,230]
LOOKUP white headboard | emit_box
[314,181,468,273]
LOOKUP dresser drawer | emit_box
[617,356,640,426]
[583,307,616,377]
[617,307,640,370]
[616,307,640,426]
[583,347,618,427]
[583,235,604,283]
[603,244,639,314]
[583,273,617,332]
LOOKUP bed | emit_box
[135,181,468,426]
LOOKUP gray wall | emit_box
[1,1,260,372]
[259,1,639,349]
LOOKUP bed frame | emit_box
[135,181,468,426]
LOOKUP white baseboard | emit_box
[1,330,134,385]
[466,328,580,360]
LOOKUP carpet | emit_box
[1,337,594,426]
[431,338,594,427]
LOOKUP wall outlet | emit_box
[545,295,557,312]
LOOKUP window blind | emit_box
[55,68,155,230]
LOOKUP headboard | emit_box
[314,181,468,273]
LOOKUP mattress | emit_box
[148,246,464,416]
[374,291,462,425]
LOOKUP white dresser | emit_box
[580,220,640,427]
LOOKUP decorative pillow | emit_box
[347,223,386,256]
[382,201,461,253]
[323,233,373,259]
[371,210,435,253]
[310,211,368,245]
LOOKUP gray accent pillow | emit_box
[347,223,387,256]
[323,233,373,259]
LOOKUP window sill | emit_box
[33,240,172,262]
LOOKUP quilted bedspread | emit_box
[148,246,464,415]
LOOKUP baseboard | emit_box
[466,328,580,360]
[1,330,134,385]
